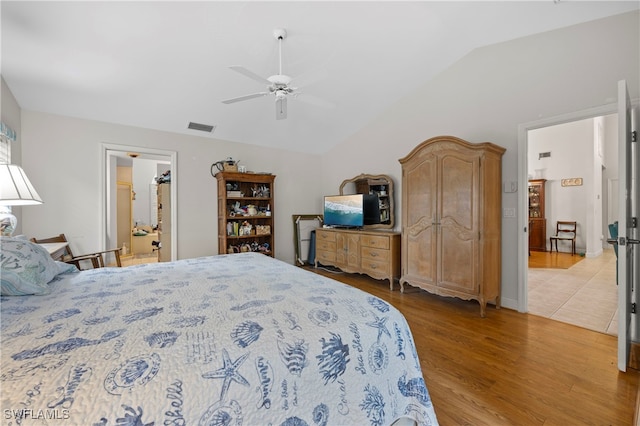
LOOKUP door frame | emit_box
[100,143,178,261]
[517,102,619,313]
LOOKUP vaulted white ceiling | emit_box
[2,1,637,154]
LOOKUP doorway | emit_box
[518,104,619,334]
[101,143,177,263]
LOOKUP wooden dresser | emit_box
[399,135,505,317]
[315,227,401,289]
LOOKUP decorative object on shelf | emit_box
[251,185,270,198]
[561,177,583,187]
[211,158,239,174]
[155,170,171,183]
[256,225,271,235]
[0,164,43,236]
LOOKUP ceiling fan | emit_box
[222,28,298,120]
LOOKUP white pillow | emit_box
[0,237,76,296]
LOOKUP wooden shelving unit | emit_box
[216,172,275,256]
[528,179,547,252]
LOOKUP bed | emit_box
[1,237,438,426]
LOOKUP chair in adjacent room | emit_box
[30,233,122,269]
[549,221,577,255]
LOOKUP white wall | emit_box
[19,110,322,263]
[318,11,639,309]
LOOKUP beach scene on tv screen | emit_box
[324,195,363,227]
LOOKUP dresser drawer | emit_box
[316,250,336,264]
[316,240,336,252]
[361,258,389,276]
[316,230,336,242]
[361,247,390,262]
[360,235,390,250]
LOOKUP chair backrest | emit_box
[30,233,75,259]
[555,221,577,237]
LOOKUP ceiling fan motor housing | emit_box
[273,28,287,40]
[268,74,292,87]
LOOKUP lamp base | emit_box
[0,207,17,237]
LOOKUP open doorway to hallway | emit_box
[102,144,177,265]
[526,114,619,335]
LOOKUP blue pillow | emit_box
[0,237,76,296]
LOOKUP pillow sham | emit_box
[0,237,76,296]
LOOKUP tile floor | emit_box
[528,248,618,335]
[120,253,159,267]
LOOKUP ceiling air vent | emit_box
[188,122,216,133]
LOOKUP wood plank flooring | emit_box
[528,250,584,269]
[305,265,639,426]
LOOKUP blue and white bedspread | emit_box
[1,252,438,426]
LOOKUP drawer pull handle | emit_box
[370,252,378,257]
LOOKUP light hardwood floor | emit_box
[306,265,639,426]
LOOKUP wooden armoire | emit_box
[399,136,506,317]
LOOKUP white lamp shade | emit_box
[0,164,43,205]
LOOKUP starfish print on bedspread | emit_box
[202,348,250,401]
[366,314,391,344]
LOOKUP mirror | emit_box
[292,214,323,266]
[339,173,394,229]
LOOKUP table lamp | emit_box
[0,164,43,236]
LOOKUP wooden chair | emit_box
[30,234,122,270]
[549,221,577,255]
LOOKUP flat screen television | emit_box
[323,194,364,228]
[323,194,381,228]
[363,193,381,225]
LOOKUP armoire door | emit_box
[403,152,438,287]
[437,151,480,294]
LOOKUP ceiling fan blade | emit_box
[229,66,271,86]
[222,92,269,104]
[276,97,287,120]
